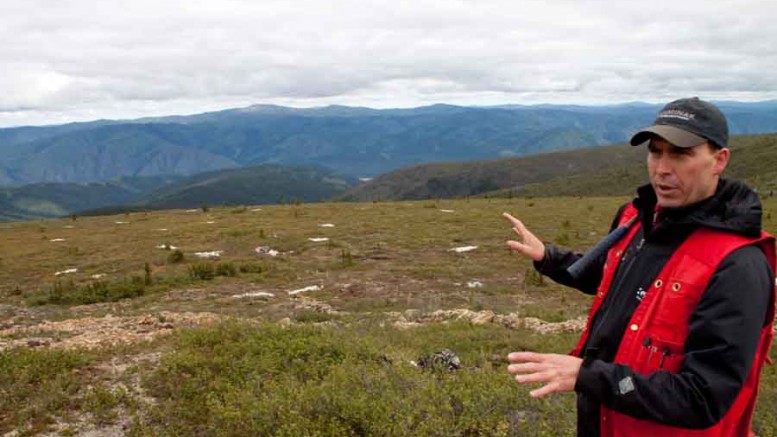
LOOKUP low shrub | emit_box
[29,278,146,306]
[524,268,545,288]
[167,249,185,264]
[188,263,216,281]
[215,262,237,277]
[293,310,339,323]
[0,348,90,432]
[132,321,578,436]
[238,262,264,274]
[189,262,239,281]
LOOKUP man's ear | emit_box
[712,147,730,176]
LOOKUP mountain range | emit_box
[2,101,776,186]
[2,102,776,221]
[0,165,356,221]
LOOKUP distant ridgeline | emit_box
[1,102,776,186]
[343,133,777,201]
[0,165,356,221]
[1,101,775,221]
[2,133,775,222]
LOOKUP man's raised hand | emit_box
[503,212,545,262]
[507,352,583,398]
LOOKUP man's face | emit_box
[647,137,729,208]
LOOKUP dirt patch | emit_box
[292,297,342,314]
[0,311,222,351]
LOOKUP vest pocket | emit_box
[651,279,705,329]
[635,335,685,374]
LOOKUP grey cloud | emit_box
[1,0,776,126]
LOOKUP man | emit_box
[503,97,776,436]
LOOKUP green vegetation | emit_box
[345,133,777,201]
[0,175,179,222]
[27,278,147,306]
[1,196,776,435]
[136,165,356,211]
[0,348,91,432]
[187,262,237,281]
[166,249,185,264]
[133,321,578,436]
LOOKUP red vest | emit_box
[572,204,776,437]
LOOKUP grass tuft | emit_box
[28,278,146,306]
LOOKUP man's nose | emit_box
[654,155,672,174]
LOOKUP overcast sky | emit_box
[2,0,776,127]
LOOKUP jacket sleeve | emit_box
[574,245,773,428]
[533,204,627,295]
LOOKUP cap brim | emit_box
[629,125,707,148]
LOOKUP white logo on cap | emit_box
[658,109,696,121]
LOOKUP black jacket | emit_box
[535,179,773,437]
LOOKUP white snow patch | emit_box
[63,225,75,229]
[205,221,216,224]
[156,228,168,231]
[194,250,223,259]
[251,208,262,212]
[308,237,329,242]
[288,285,321,296]
[440,209,455,213]
[114,221,129,224]
[91,274,107,279]
[232,291,275,299]
[55,268,78,276]
[449,246,478,253]
[319,223,335,228]
[49,238,66,242]
[156,244,178,250]
[185,209,198,213]
[359,177,373,182]
[467,281,484,288]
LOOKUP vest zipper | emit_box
[587,233,647,352]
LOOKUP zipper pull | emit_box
[642,337,652,347]
[659,349,670,368]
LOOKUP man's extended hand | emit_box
[503,212,545,262]
[507,351,583,398]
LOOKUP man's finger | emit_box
[506,240,530,253]
[502,212,518,224]
[502,212,526,230]
[507,351,544,363]
[514,371,551,384]
[530,382,558,398]
[507,362,544,375]
[507,216,528,233]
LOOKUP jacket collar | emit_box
[633,179,762,239]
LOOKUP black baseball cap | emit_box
[630,97,729,148]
